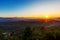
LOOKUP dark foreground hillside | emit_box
[0,26,60,40]
[0,20,60,40]
[0,20,44,32]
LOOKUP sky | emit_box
[0,0,60,18]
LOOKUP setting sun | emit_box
[45,16,49,19]
[42,15,49,19]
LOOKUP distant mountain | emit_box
[0,18,25,22]
[0,17,43,22]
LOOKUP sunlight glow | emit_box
[45,16,49,19]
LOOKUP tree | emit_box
[0,30,5,40]
[22,27,32,40]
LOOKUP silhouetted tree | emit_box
[0,30,4,40]
[23,27,32,40]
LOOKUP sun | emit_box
[42,15,50,19]
[44,15,49,23]
[45,16,49,18]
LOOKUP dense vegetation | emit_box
[0,26,60,40]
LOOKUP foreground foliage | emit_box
[0,26,60,40]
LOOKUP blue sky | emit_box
[0,0,60,18]
[0,0,35,17]
[0,0,33,12]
